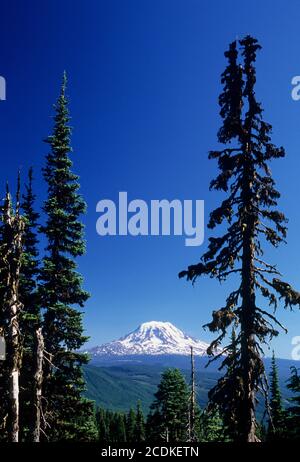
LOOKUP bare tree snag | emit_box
[32,327,44,442]
[1,186,24,442]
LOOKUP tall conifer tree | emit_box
[268,352,285,439]
[39,72,93,440]
[126,408,136,443]
[19,168,41,441]
[96,408,109,442]
[135,401,145,442]
[179,36,300,441]
[20,168,40,320]
[149,368,189,442]
[199,406,226,442]
[286,367,300,440]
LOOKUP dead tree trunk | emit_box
[2,188,24,442]
[32,327,44,442]
[7,293,21,442]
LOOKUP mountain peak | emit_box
[139,321,172,329]
[136,321,181,335]
[88,321,213,357]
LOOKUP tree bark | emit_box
[5,199,24,442]
[240,145,257,442]
[32,327,44,442]
[8,305,20,442]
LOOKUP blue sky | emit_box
[0,0,300,359]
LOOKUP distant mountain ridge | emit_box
[86,321,213,357]
[83,323,299,414]
[83,357,297,414]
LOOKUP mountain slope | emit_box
[87,321,212,357]
[83,364,163,412]
[83,363,220,413]
[84,358,296,415]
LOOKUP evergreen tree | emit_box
[97,408,110,443]
[39,72,93,440]
[126,407,136,443]
[179,36,300,441]
[146,409,162,442]
[193,404,203,442]
[135,400,145,442]
[286,367,300,440]
[267,351,285,439]
[67,401,98,442]
[19,168,40,322]
[105,409,114,441]
[199,406,226,442]
[210,328,240,440]
[119,414,127,442]
[110,413,126,443]
[149,368,189,442]
[19,168,41,441]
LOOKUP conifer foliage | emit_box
[20,168,40,324]
[268,352,285,439]
[179,36,300,441]
[97,407,142,443]
[126,408,136,443]
[39,72,93,440]
[19,168,41,441]
[135,400,146,442]
[147,368,189,442]
[0,75,94,442]
[286,367,300,439]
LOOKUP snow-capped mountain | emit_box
[87,321,212,357]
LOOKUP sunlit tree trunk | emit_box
[2,186,24,442]
[32,327,44,442]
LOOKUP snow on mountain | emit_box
[87,321,214,357]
